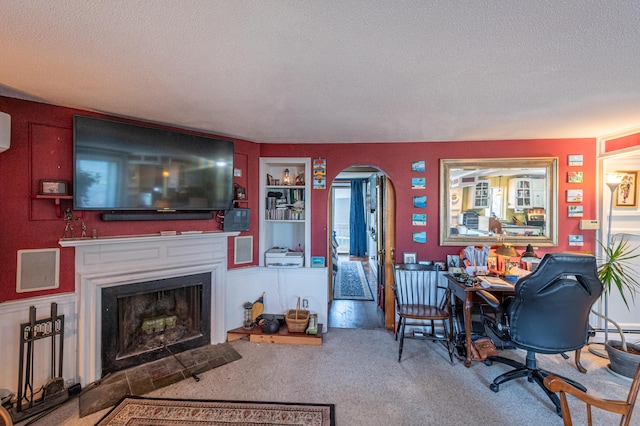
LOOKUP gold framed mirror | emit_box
[440,157,558,247]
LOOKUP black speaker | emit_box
[223,208,250,232]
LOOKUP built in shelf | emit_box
[32,194,73,217]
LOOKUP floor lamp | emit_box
[589,172,624,358]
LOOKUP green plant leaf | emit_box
[597,235,640,309]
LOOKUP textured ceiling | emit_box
[1,1,640,143]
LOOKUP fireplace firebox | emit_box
[101,273,211,375]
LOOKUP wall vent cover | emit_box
[16,248,60,292]
[234,236,253,265]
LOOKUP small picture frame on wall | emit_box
[413,195,427,208]
[403,252,417,264]
[569,235,584,246]
[566,189,583,202]
[412,232,426,243]
[411,177,426,189]
[568,205,584,217]
[411,160,425,173]
[447,254,461,268]
[39,180,68,195]
[412,213,426,226]
[567,171,583,183]
[568,154,583,166]
[614,171,638,208]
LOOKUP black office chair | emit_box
[392,263,454,363]
[482,253,603,414]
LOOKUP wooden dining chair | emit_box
[392,263,453,362]
[543,363,640,426]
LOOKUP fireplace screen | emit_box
[101,273,211,375]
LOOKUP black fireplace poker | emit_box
[163,343,200,382]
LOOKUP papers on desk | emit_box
[478,276,514,289]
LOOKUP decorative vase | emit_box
[605,340,640,378]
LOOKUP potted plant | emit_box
[591,235,640,378]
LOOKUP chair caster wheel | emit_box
[490,383,499,393]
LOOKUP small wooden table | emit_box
[445,274,514,367]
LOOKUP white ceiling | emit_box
[2,1,640,144]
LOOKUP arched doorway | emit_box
[327,165,396,329]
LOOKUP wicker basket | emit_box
[286,297,310,333]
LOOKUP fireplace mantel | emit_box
[61,231,238,386]
[59,231,239,248]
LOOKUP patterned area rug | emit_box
[333,260,373,300]
[96,396,335,425]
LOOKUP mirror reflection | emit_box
[440,158,558,247]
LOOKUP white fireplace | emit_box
[59,231,237,386]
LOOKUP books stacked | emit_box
[478,276,514,289]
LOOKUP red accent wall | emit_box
[0,95,598,302]
[605,133,640,153]
[0,96,260,302]
[261,139,597,262]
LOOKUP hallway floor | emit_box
[328,256,386,329]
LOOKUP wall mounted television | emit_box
[73,115,235,215]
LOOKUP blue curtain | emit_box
[349,179,367,256]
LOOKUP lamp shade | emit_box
[521,244,538,259]
[495,243,520,258]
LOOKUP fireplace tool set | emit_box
[8,303,71,423]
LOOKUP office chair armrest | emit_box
[476,290,500,309]
[543,376,630,416]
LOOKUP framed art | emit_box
[567,171,583,183]
[403,252,417,264]
[446,254,460,268]
[39,180,68,195]
[411,177,425,189]
[568,205,583,217]
[412,232,426,243]
[569,235,584,246]
[487,255,497,272]
[413,195,426,208]
[566,189,583,203]
[614,171,638,208]
[313,158,326,189]
[568,154,583,166]
[412,213,426,226]
[411,160,425,172]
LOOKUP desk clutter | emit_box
[449,243,541,281]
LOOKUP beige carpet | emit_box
[96,396,334,425]
[27,328,640,426]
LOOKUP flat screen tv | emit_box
[73,115,234,212]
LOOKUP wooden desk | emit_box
[445,274,514,367]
